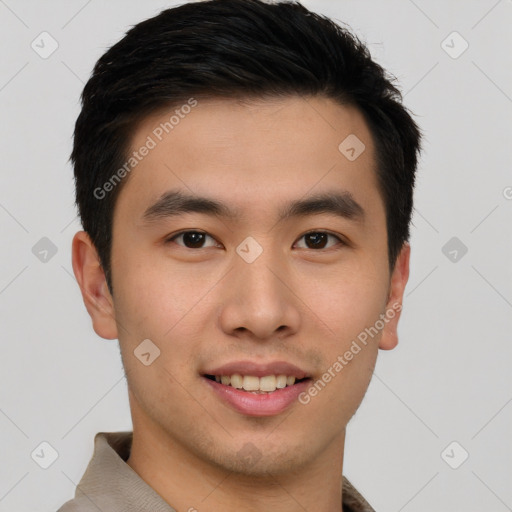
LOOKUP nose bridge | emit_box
[237,238,284,304]
[245,249,278,293]
[218,238,301,339]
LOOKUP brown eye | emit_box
[166,231,219,249]
[295,231,344,250]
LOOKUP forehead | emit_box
[115,95,382,224]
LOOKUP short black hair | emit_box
[72,0,422,293]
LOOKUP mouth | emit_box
[201,373,312,416]
[203,373,310,394]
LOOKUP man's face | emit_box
[85,96,408,475]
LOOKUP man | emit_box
[59,0,422,510]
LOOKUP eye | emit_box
[294,231,345,250]
[165,230,221,249]
[165,230,346,251]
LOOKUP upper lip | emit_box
[203,360,310,379]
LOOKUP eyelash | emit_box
[164,230,346,251]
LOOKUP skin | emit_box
[72,95,410,512]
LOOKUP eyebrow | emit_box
[141,188,365,225]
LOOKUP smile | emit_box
[204,374,306,393]
[202,374,312,416]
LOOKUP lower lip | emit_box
[203,376,311,417]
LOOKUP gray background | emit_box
[1,0,511,510]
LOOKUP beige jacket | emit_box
[57,431,375,512]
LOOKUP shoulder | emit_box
[56,499,86,511]
[343,476,376,512]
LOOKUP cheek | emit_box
[306,260,389,344]
[314,259,387,408]
[112,252,196,334]
[111,255,209,383]
[112,260,201,401]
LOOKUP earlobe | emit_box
[71,231,118,340]
[378,242,411,351]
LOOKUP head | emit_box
[72,0,421,477]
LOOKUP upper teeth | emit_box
[214,374,297,392]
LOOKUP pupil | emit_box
[184,232,204,248]
[307,233,327,249]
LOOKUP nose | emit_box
[217,245,302,341]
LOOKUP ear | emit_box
[378,242,411,350]
[71,230,118,340]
